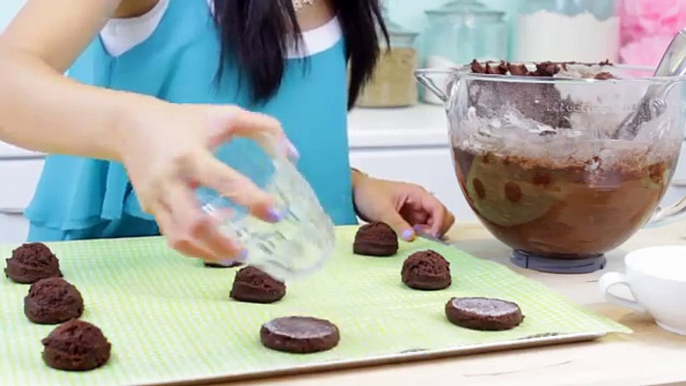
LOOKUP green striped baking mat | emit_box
[0,225,630,385]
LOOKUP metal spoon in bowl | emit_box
[613,28,686,140]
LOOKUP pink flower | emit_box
[619,35,673,67]
[620,0,686,44]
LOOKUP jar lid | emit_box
[425,0,505,18]
[439,0,488,11]
[380,2,418,37]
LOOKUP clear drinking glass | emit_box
[417,64,686,273]
[196,136,335,282]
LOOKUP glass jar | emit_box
[197,135,335,282]
[514,0,620,63]
[356,18,419,108]
[421,4,508,104]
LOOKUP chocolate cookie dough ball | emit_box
[230,266,286,304]
[353,222,399,257]
[401,250,451,290]
[445,297,524,331]
[24,277,84,325]
[260,316,340,354]
[42,319,111,371]
[5,243,62,284]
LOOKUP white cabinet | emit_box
[0,210,30,245]
[0,156,44,244]
[349,148,476,222]
[0,158,44,209]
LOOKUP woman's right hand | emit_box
[116,101,298,263]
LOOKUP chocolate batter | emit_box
[42,319,111,371]
[453,148,669,258]
[260,316,340,354]
[24,277,84,325]
[469,60,618,129]
[5,243,62,284]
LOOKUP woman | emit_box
[0,0,454,264]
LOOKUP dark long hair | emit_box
[213,0,388,109]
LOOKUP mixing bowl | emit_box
[417,63,686,273]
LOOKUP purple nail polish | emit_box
[402,229,414,240]
[268,207,284,222]
[288,142,300,160]
[238,249,248,261]
[280,138,300,161]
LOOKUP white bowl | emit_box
[599,246,686,335]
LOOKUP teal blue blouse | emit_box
[25,1,357,241]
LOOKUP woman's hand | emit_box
[352,173,455,241]
[118,101,298,263]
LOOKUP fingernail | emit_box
[280,138,300,161]
[219,259,237,266]
[238,249,248,261]
[268,207,284,222]
[402,229,415,241]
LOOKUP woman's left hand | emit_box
[353,175,455,241]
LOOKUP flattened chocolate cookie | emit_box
[230,266,286,304]
[353,222,398,257]
[24,277,84,324]
[42,319,111,371]
[260,316,340,354]
[204,260,243,268]
[5,243,61,284]
[445,297,523,331]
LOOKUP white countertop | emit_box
[347,103,449,149]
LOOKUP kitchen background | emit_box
[1,0,686,243]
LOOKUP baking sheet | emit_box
[0,226,631,385]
